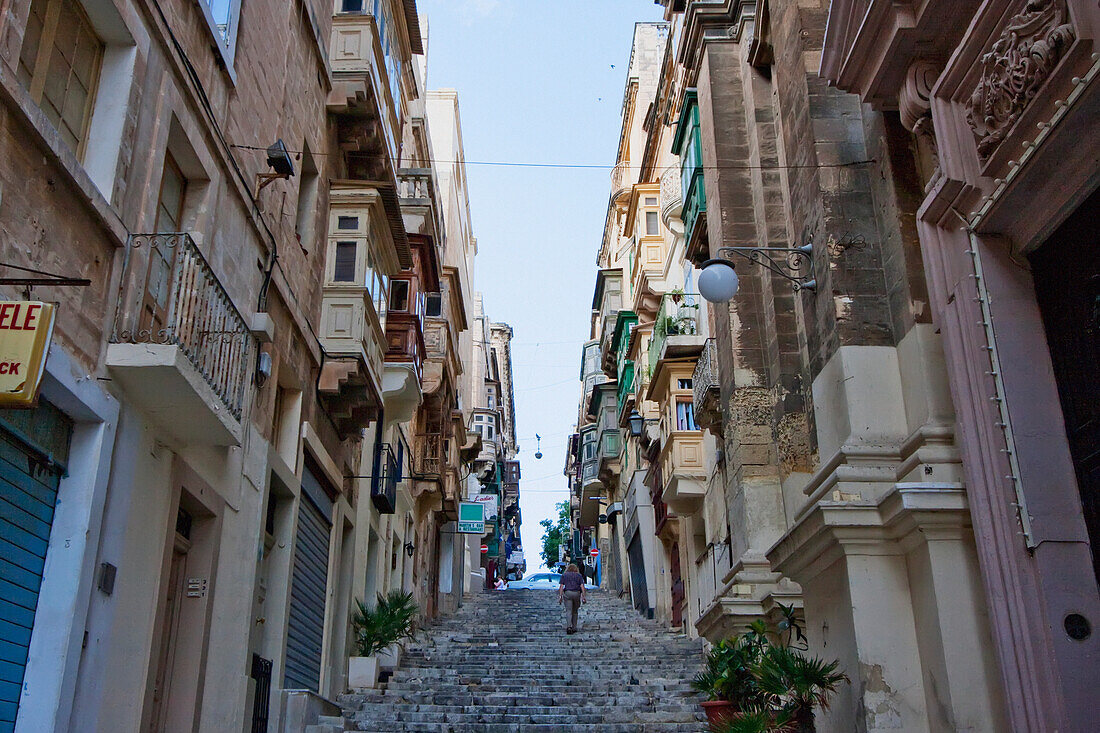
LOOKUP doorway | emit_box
[1030,185,1100,587]
[670,541,684,627]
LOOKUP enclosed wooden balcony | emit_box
[658,431,707,516]
[318,185,401,438]
[107,233,252,446]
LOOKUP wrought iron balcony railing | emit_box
[693,338,722,432]
[649,293,702,375]
[371,442,400,514]
[111,233,251,420]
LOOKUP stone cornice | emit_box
[768,484,971,583]
[678,1,757,72]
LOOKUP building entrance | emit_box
[1031,185,1100,587]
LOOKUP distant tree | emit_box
[539,500,571,570]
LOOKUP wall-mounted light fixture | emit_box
[627,410,659,438]
[257,139,296,193]
[698,243,816,303]
[404,542,415,558]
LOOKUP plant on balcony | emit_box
[349,591,419,688]
[693,615,847,733]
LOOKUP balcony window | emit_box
[365,250,388,326]
[155,153,188,232]
[333,242,357,282]
[389,279,410,312]
[676,400,698,432]
[425,292,443,317]
[18,0,104,158]
[645,210,659,236]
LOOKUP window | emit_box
[425,293,443,317]
[334,242,357,282]
[677,378,693,391]
[337,216,358,230]
[295,146,320,250]
[645,210,659,236]
[155,153,188,232]
[389,280,410,312]
[18,0,104,158]
[198,0,241,58]
[340,0,364,10]
[676,400,698,431]
[364,249,388,328]
[140,154,189,333]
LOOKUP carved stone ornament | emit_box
[966,0,1075,158]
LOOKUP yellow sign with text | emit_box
[0,301,56,407]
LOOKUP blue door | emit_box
[0,402,72,732]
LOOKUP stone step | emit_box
[337,590,708,732]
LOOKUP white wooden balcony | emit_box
[658,431,707,515]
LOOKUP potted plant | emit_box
[754,646,847,733]
[692,623,770,726]
[348,590,418,689]
[695,615,847,733]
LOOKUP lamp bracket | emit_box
[716,243,816,291]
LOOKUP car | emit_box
[508,572,596,590]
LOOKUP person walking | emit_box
[558,563,587,634]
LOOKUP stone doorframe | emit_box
[821,1,1100,729]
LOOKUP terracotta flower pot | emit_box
[701,700,736,728]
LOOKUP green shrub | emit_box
[350,590,418,658]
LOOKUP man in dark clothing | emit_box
[558,563,587,633]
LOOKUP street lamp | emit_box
[698,243,816,303]
[628,410,645,437]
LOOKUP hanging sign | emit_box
[471,492,498,519]
[0,302,55,408]
[457,501,485,534]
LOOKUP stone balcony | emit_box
[107,233,252,446]
[397,167,444,242]
[610,161,631,202]
[660,165,682,229]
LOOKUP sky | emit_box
[418,0,665,571]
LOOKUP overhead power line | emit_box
[229,144,874,172]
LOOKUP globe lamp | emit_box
[698,259,739,303]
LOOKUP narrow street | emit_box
[334,590,707,732]
[1,0,1098,730]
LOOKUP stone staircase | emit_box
[333,588,709,732]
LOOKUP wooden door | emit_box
[1031,186,1100,587]
[670,542,684,627]
[149,545,187,732]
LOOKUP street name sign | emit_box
[457,501,485,534]
[0,301,55,407]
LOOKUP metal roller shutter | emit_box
[283,462,333,692]
[0,402,71,732]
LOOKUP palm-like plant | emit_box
[754,646,848,733]
[712,707,795,733]
[691,633,769,708]
[350,591,418,658]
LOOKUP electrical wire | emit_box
[230,144,875,172]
